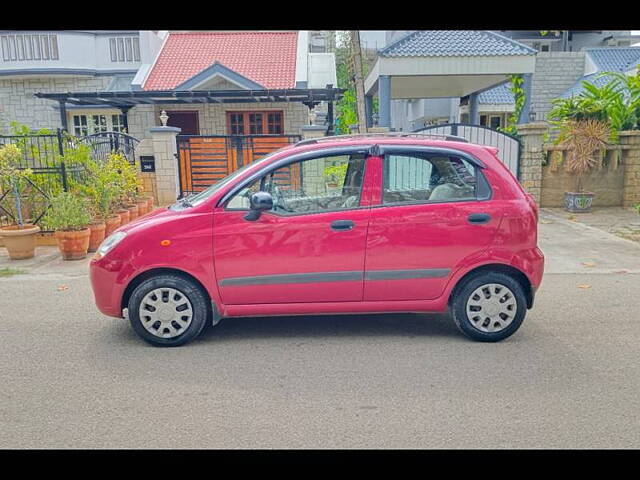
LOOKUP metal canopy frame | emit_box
[35,86,343,132]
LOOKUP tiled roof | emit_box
[379,30,536,57]
[562,47,640,98]
[478,82,515,104]
[143,31,298,91]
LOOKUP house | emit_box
[369,30,640,131]
[0,30,338,140]
[0,30,164,135]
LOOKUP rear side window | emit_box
[382,154,480,204]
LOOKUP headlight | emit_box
[94,231,127,260]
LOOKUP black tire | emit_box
[127,274,210,347]
[451,271,527,342]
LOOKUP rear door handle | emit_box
[331,220,354,231]
[468,213,492,224]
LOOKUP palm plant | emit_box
[560,119,610,193]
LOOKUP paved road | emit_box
[1,210,640,448]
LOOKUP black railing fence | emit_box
[0,129,139,232]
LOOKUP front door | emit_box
[364,150,503,301]
[213,149,371,305]
[166,111,200,135]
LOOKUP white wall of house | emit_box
[0,31,147,73]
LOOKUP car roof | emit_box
[276,133,492,160]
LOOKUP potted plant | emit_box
[559,119,610,213]
[106,152,140,224]
[84,166,120,251]
[0,144,40,260]
[43,192,92,260]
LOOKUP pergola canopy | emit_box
[35,87,343,108]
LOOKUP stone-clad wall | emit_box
[530,52,585,121]
[0,76,114,134]
[518,123,640,208]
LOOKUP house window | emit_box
[479,114,502,129]
[73,115,89,137]
[111,114,126,133]
[71,113,124,136]
[1,33,58,61]
[267,112,283,134]
[226,111,285,135]
[109,36,140,63]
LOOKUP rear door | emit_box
[363,147,502,301]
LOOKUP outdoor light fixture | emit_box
[529,111,537,122]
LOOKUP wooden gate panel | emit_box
[177,134,302,196]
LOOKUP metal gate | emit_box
[177,134,301,196]
[413,123,522,179]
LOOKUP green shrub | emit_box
[43,192,92,231]
[0,143,34,227]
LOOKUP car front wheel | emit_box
[451,272,527,342]
[127,274,210,347]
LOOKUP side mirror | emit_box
[244,191,273,221]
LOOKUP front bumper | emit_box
[89,256,127,318]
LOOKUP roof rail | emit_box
[295,132,469,147]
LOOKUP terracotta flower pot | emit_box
[0,224,40,260]
[146,196,154,211]
[136,200,148,217]
[54,228,91,260]
[118,209,130,225]
[88,220,106,252]
[127,204,139,221]
[105,215,121,237]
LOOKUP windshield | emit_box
[170,151,280,210]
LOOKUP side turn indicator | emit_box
[160,240,171,247]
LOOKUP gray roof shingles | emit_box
[378,30,536,57]
[562,47,640,98]
[478,82,515,104]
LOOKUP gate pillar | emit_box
[149,126,182,205]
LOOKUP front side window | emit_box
[383,154,477,204]
[226,153,367,214]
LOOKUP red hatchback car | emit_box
[90,134,544,347]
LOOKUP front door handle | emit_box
[468,213,492,224]
[331,220,354,231]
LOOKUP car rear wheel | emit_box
[451,271,527,342]
[128,274,209,347]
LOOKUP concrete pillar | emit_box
[149,126,181,205]
[518,73,533,124]
[619,130,640,207]
[469,92,479,125]
[300,125,326,141]
[378,75,391,128]
[516,122,548,203]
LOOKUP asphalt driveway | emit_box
[1,209,639,448]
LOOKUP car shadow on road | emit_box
[193,312,463,344]
[102,312,464,347]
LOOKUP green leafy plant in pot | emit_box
[0,143,40,260]
[81,158,121,250]
[558,119,610,213]
[43,192,92,260]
